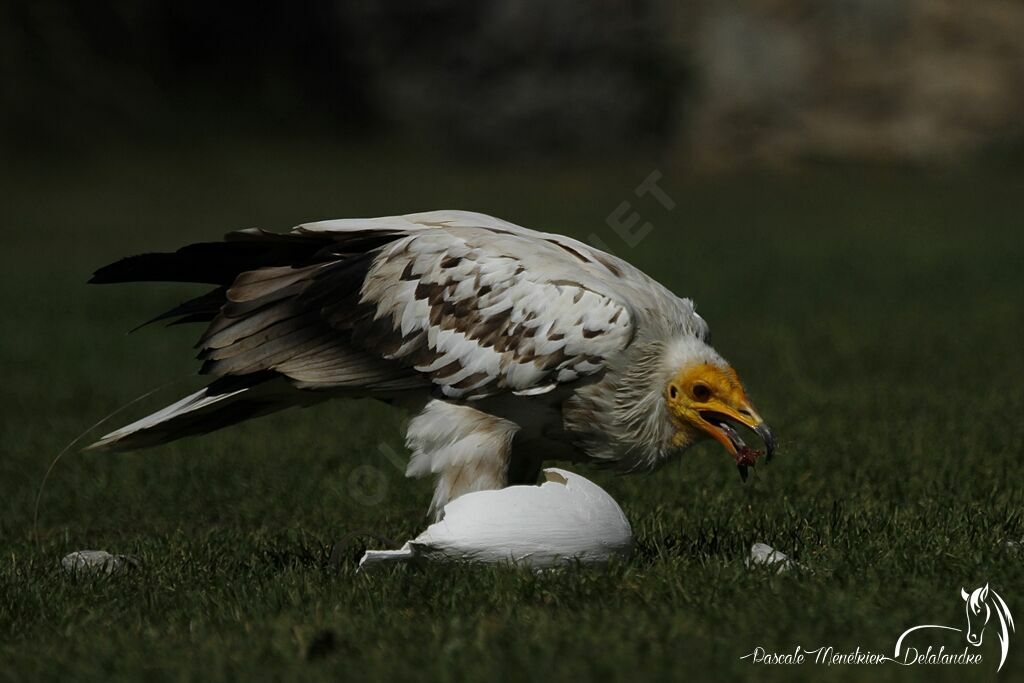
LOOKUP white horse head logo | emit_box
[961,584,1014,660]
[895,583,1015,671]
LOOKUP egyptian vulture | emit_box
[88,210,775,517]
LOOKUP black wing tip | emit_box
[88,253,167,285]
[88,259,130,284]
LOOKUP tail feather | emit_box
[130,286,227,332]
[85,226,414,451]
[85,376,318,452]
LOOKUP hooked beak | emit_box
[697,401,776,481]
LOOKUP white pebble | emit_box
[746,542,795,572]
[61,550,139,575]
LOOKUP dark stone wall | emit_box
[3,0,1022,166]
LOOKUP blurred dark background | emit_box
[4,0,1023,167]
[4,7,1024,679]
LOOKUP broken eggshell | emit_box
[359,468,633,570]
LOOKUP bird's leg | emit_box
[405,400,520,520]
[506,439,546,486]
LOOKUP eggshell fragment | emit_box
[359,468,632,570]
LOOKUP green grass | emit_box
[2,140,1023,682]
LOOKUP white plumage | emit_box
[88,210,774,518]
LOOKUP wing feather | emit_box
[89,210,706,452]
[342,228,636,398]
[193,213,656,399]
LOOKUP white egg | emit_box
[359,468,633,570]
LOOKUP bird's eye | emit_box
[692,383,712,401]
[669,385,679,399]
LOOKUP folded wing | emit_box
[87,211,637,449]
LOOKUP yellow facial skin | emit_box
[665,363,772,459]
